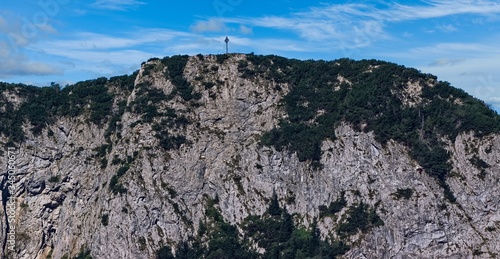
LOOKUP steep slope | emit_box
[0,54,499,258]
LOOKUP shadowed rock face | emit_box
[0,54,499,259]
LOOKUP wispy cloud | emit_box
[31,29,213,77]
[0,11,59,52]
[41,29,190,51]
[486,97,500,105]
[411,43,500,57]
[0,15,6,32]
[0,60,62,77]
[428,58,465,67]
[436,24,458,32]
[223,12,387,51]
[0,42,62,78]
[190,19,228,33]
[91,0,145,11]
[0,14,62,78]
[239,25,252,35]
[386,0,500,21]
[416,55,500,109]
[216,0,500,51]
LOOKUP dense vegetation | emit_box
[156,192,357,258]
[160,55,202,101]
[242,193,351,258]
[0,74,136,143]
[0,55,197,150]
[250,54,500,201]
[336,202,384,236]
[130,80,190,151]
[157,195,257,259]
[60,246,93,259]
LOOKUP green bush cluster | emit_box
[48,175,61,183]
[130,82,190,151]
[152,116,189,151]
[104,100,127,141]
[319,191,347,218]
[215,54,230,64]
[469,155,490,170]
[131,83,170,123]
[161,55,201,101]
[109,164,129,194]
[469,154,490,180]
[71,247,93,259]
[337,202,384,236]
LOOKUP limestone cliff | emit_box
[0,54,499,259]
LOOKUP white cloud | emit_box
[417,56,500,105]
[190,19,227,33]
[402,32,413,38]
[409,43,500,64]
[239,25,252,34]
[38,24,58,34]
[0,12,59,51]
[225,14,387,50]
[486,97,500,105]
[0,15,6,32]
[46,33,140,50]
[0,19,61,78]
[437,24,458,32]
[73,9,88,16]
[41,48,153,66]
[0,52,62,78]
[428,58,466,67]
[41,29,190,51]
[220,0,500,51]
[91,0,145,11]
[387,0,500,21]
[221,3,391,50]
[30,29,198,77]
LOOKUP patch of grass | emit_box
[48,175,60,183]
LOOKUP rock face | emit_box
[0,54,499,259]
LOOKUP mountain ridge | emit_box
[0,54,499,258]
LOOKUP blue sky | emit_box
[1,0,500,111]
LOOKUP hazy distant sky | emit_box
[1,0,499,110]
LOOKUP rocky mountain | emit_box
[1,54,499,259]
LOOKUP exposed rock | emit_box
[26,179,45,196]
